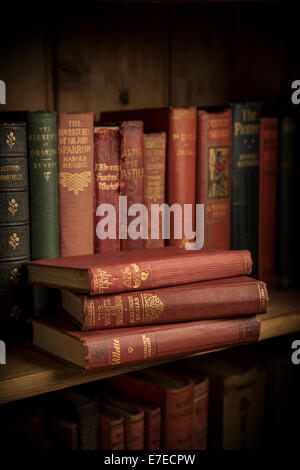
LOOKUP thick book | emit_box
[0,118,30,341]
[231,103,261,277]
[197,108,232,249]
[108,369,194,450]
[98,409,124,450]
[57,112,94,257]
[277,117,297,287]
[30,314,261,371]
[120,121,144,251]
[27,111,60,316]
[258,117,278,287]
[94,126,120,253]
[48,415,78,450]
[60,276,268,331]
[101,107,197,248]
[26,246,253,295]
[143,132,166,249]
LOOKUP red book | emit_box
[57,112,94,257]
[144,132,166,249]
[26,246,253,295]
[94,126,120,253]
[101,107,197,248]
[120,121,144,251]
[31,314,261,371]
[258,117,278,287]
[98,409,124,450]
[60,276,268,330]
[197,108,232,249]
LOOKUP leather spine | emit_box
[57,112,94,257]
[231,103,261,277]
[197,109,232,249]
[99,412,124,450]
[193,377,209,450]
[258,117,278,287]
[94,127,120,253]
[143,132,166,248]
[120,121,144,250]
[0,120,30,340]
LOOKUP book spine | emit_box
[168,107,197,248]
[143,132,166,249]
[77,401,99,450]
[27,111,60,316]
[277,117,297,287]
[193,379,209,450]
[57,113,94,257]
[94,127,120,253]
[81,279,267,330]
[125,415,144,450]
[197,109,232,249]
[89,249,252,295]
[231,103,261,277]
[144,408,161,450]
[120,121,144,250]
[258,117,278,287]
[0,121,30,340]
[82,316,261,371]
[99,416,124,450]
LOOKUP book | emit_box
[57,112,94,257]
[98,394,144,450]
[178,354,266,449]
[30,314,261,371]
[0,118,31,341]
[48,415,78,450]
[107,369,194,450]
[27,111,60,316]
[143,132,166,249]
[197,108,232,249]
[98,409,124,450]
[94,126,120,253]
[60,276,268,331]
[26,246,253,295]
[231,102,261,277]
[258,117,278,287]
[277,116,297,287]
[119,121,144,250]
[101,107,197,248]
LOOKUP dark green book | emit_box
[277,117,297,287]
[0,118,30,341]
[27,111,60,315]
[231,102,261,277]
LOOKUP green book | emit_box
[27,111,60,315]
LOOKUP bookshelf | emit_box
[1,288,299,405]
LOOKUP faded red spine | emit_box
[94,127,120,253]
[258,117,278,287]
[197,109,232,249]
[99,415,124,450]
[193,378,209,450]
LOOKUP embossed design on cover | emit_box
[208,147,229,199]
[9,232,20,250]
[8,198,18,216]
[122,263,149,289]
[142,293,164,321]
[43,171,52,181]
[59,171,91,195]
[6,132,16,150]
[10,266,20,284]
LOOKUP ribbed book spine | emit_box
[94,127,120,253]
[143,132,166,248]
[197,108,232,249]
[231,102,261,277]
[27,111,60,315]
[57,113,94,257]
[120,121,144,251]
[0,121,30,340]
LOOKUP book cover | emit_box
[98,409,124,450]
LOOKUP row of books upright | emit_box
[1,341,298,450]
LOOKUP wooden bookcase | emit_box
[0,0,299,407]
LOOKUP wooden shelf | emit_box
[0,288,299,405]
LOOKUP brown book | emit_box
[101,107,197,248]
[143,132,166,248]
[98,394,144,450]
[98,408,124,450]
[119,121,144,251]
[48,415,78,450]
[57,112,94,257]
[30,314,261,371]
[197,108,232,249]
[60,276,268,331]
[108,369,194,450]
[94,126,120,253]
[178,355,266,450]
[26,246,253,295]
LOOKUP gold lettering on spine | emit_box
[96,296,124,327]
[141,293,164,321]
[94,268,113,294]
[257,284,267,312]
[122,264,149,289]
[112,338,121,365]
[85,297,95,327]
[142,334,152,360]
